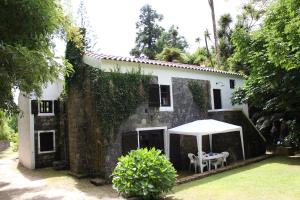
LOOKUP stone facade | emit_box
[66,73,211,178]
[65,71,266,180]
[33,102,67,168]
[208,110,266,161]
[34,116,59,168]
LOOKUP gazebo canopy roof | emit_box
[168,119,241,136]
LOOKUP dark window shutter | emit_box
[149,84,160,107]
[31,100,38,115]
[54,100,60,115]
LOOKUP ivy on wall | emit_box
[89,67,150,141]
[188,80,206,111]
[65,33,151,142]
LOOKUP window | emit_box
[39,100,53,113]
[213,89,222,109]
[38,130,55,154]
[230,79,235,89]
[31,100,59,116]
[160,85,171,107]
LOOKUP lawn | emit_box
[167,156,300,200]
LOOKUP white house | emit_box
[18,52,254,173]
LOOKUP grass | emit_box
[167,156,300,200]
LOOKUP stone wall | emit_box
[66,74,211,178]
[34,116,60,168]
[119,77,211,171]
[208,110,266,162]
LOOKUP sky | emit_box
[15,0,245,104]
[63,0,245,57]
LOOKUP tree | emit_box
[0,0,77,114]
[208,0,221,66]
[183,47,214,67]
[231,0,300,119]
[130,4,164,59]
[156,25,189,53]
[204,29,214,67]
[217,14,233,69]
[156,47,183,62]
[77,0,98,50]
[229,0,268,73]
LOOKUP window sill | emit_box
[38,150,56,154]
[38,113,55,117]
[159,107,173,112]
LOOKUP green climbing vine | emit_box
[65,34,151,142]
[188,80,206,111]
[89,67,150,141]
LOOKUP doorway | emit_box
[213,89,222,109]
[139,129,164,152]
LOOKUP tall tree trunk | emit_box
[208,0,221,67]
[204,30,214,67]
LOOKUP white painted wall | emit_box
[18,93,35,169]
[18,79,64,169]
[31,79,64,100]
[83,55,248,115]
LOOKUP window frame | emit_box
[160,85,171,107]
[37,130,56,154]
[229,79,235,89]
[38,100,54,116]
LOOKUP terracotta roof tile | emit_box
[85,51,243,77]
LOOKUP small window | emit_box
[38,130,55,154]
[230,79,235,89]
[160,85,171,107]
[39,100,53,115]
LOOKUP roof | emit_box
[168,119,241,136]
[84,51,243,77]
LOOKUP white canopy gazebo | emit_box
[166,119,245,173]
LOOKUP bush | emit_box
[0,111,18,151]
[112,148,177,199]
[283,120,300,149]
[0,111,13,141]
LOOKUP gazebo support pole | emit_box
[209,134,212,152]
[137,130,140,148]
[196,135,203,173]
[240,129,245,160]
[164,131,170,159]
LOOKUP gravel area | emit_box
[0,148,123,200]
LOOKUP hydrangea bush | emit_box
[112,148,177,199]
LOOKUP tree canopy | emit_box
[231,0,300,119]
[156,25,189,52]
[130,4,164,59]
[0,0,77,114]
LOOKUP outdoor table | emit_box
[202,153,224,170]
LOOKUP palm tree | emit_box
[208,0,220,66]
[204,29,214,67]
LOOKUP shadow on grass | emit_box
[172,155,300,194]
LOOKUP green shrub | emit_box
[112,148,177,199]
[0,110,13,140]
[9,132,18,152]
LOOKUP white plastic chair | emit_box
[221,151,230,166]
[211,157,224,170]
[188,153,198,173]
[197,157,208,172]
